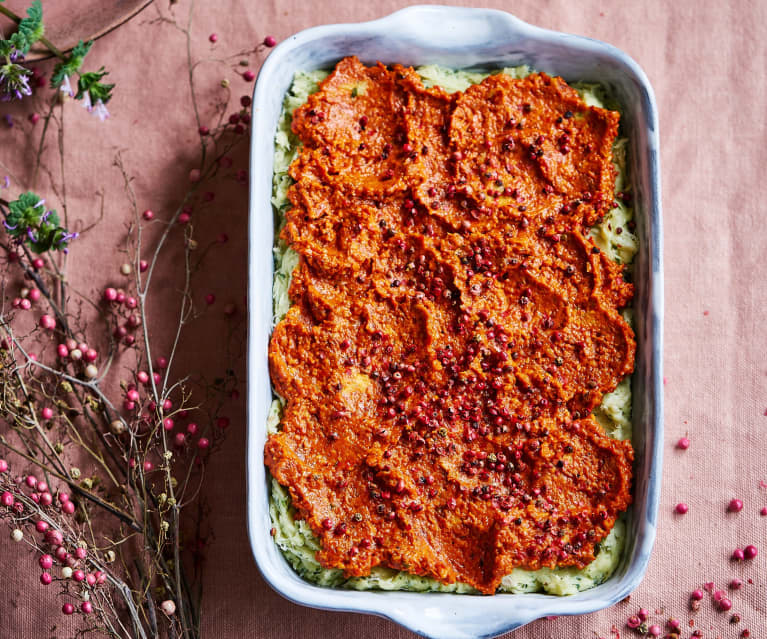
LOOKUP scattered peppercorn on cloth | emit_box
[1,0,766,637]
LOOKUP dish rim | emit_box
[246,6,664,638]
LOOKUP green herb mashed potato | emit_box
[267,65,637,596]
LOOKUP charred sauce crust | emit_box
[266,57,635,595]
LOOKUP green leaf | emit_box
[10,0,44,54]
[52,40,93,87]
[4,191,75,253]
[76,67,114,103]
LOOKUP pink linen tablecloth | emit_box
[1,0,766,637]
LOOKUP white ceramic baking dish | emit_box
[247,6,663,638]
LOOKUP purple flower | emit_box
[2,220,17,231]
[26,227,38,243]
[0,62,32,102]
[1,176,9,190]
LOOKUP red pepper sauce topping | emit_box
[266,57,635,594]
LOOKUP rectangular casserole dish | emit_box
[247,6,663,638]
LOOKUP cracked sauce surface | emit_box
[266,57,635,594]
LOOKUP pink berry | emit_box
[123,400,136,412]
[103,287,118,302]
[637,608,649,621]
[85,348,98,362]
[33,257,44,270]
[39,554,53,569]
[1,491,14,507]
[29,113,40,124]
[45,529,63,545]
[209,33,218,43]
[81,601,93,614]
[40,491,53,506]
[73,569,85,582]
[127,389,140,402]
[25,475,38,488]
[667,619,681,632]
[675,502,689,514]
[137,371,149,384]
[0,459,7,472]
[205,293,216,305]
[58,492,69,504]
[39,314,56,330]
[142,209,154,221]
[186,422,198,435]
[676,437,690,450]
[163,418,174,431]
[691,588,704,600]
[197,437,210,450]
[162,398,172,411]
[626,615,640,629]
[19,298,31,310]
[35,520,48,533]
[62,501,75,514]
[264,35,277,47]
[143,461,153,472]
[719,598,733,611]
[648,625,661,637]
[744,544,758,559]
[37,480,48,493]
[156,357,168,369]
[86,572,97,586]
[729,498,744,512]
[28,288,41,301]
[730,578,743,589]
[243,70,255,82]
[732,548,745,561]
[240,95,252,108]
[199,125,210,136]
[174,433,186,447]
[178,212,191,224]
[57,343,69,358]
[55,546,68,561]
[140,259,148,272]
[40,571,52,585]
[75,547,86,560]
[62,603,74,615]
[41,407,53,420]
[153,372,161,384]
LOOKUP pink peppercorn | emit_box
[37,481,48,493]
[667,619,681,632]
[263,35,277,47]
[41,407,53,420]
[691,588,704,600]
[39,554,53,569]
[45,529,63,546]
[186,422,198,435]
[761,507,767,516]
[719,598,733,611]
[744,545,758,559]
[675,502,689,514]
[1,491,14,506]
[733,548,745,561]
[730,578,743,589]
[626,616,640,629]
[714,589,725,602]
[75,547,86,560]
[35,520,48,533]
[0,459,7,472]
[648,625,661,637]
[637,608,649,621]
[676,437,690,449]
[729,498,744,512]
[197,437,210,450]
[86,573,97,586]
[62,603,74,615]
[205,293,215,305]
[28,288,40,301]
[142,209,154,221]
[140,260,148,272]
[62,501,75,514]
[143,461,153,472]
[103,287,117,302]
[73,569,85,582]
[174,433,186,447]
[40,571,52,585]
[243,69,255,82]
[209,33,218,43]
[57,343,68,358]
[81,601,93,614]
[29,113,40,125]
[39,314,56,330]
[163,418,174,431]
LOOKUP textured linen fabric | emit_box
[1,0,766,637]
